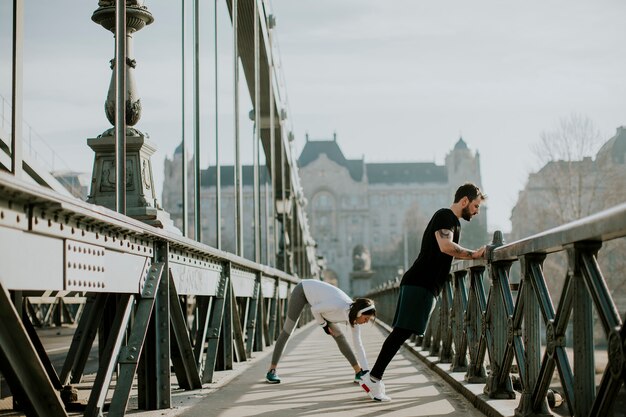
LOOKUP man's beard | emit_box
[462,206,472,221]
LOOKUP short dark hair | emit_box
[454,183,486,203]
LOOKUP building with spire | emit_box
[297,134,486,294]
[162,134,487,295]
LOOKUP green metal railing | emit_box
[368,203,626,417]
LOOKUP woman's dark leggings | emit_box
[370,327,413,380]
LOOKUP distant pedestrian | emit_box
[265,279,376,385]
[360,183,486,401]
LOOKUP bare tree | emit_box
[534,113,603,166]
[531,113,604,224]
[512,114,626,328]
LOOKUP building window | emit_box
[313,191,335,211]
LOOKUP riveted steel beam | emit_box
[20,306,62,390]
[0,281,67,416]
[267,278,280,343]
[192,295,212,372]
[244,272,261,358]
[107,262,164,416]
[169,283,202,390]
[84,294,134,416]
[229,276,247,363]
[202,262,230,383]
[60,293,109,385]
[220,273,235,371]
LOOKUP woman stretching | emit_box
[265,279,376,384]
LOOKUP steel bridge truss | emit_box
[0,1,316,416]
[0,171,305,416]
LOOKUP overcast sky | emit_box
[1,1,625,234]
[269,0,626,233]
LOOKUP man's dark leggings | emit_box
[370,327,414,380]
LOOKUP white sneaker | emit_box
[359,373,391,402]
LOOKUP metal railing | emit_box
[368,203,626,417]
[0,93,77,193]
[0,171,312,416]
[0,1,319,416]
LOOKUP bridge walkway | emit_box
[130,322,496,417]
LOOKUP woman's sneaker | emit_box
[354,369,368,384]
[359,373,391,402]
[265,369,281,384]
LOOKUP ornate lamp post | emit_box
[87,0,172,228]
[92,0,153,128]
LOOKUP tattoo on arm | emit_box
[438,229,451,239]
[453,246,474,258]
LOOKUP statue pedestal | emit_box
[350,270,375,297]
[87,130,175,231]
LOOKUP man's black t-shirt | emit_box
[400,208,461,296]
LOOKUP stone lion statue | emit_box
[352,244,371,272]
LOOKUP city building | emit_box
[510,125,626,314]
[162,142,276,265]
[297,134,487,294]
[162,134,488,295]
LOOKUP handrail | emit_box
[0,1,319,415]
[492,202,626,261]
[367,203,626,416]
[0,93,74,177]
[0,171,311,416]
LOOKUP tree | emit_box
[531,113,604,224]
[511,114,626,338]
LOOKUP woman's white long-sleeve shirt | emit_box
[300,280,370,370]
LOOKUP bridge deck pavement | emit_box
[131,322,496,417]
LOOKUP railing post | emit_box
[571,242,600,416]
[465,265,487,382]
[428,299,442,356]
[439,273,455,363]
[516,253,552,417]
[451,269,469,372]
[484,260,516,399]
[421,297,434,350]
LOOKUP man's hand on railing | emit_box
[471,246,486,259]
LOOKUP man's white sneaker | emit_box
[359,373,391,402]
